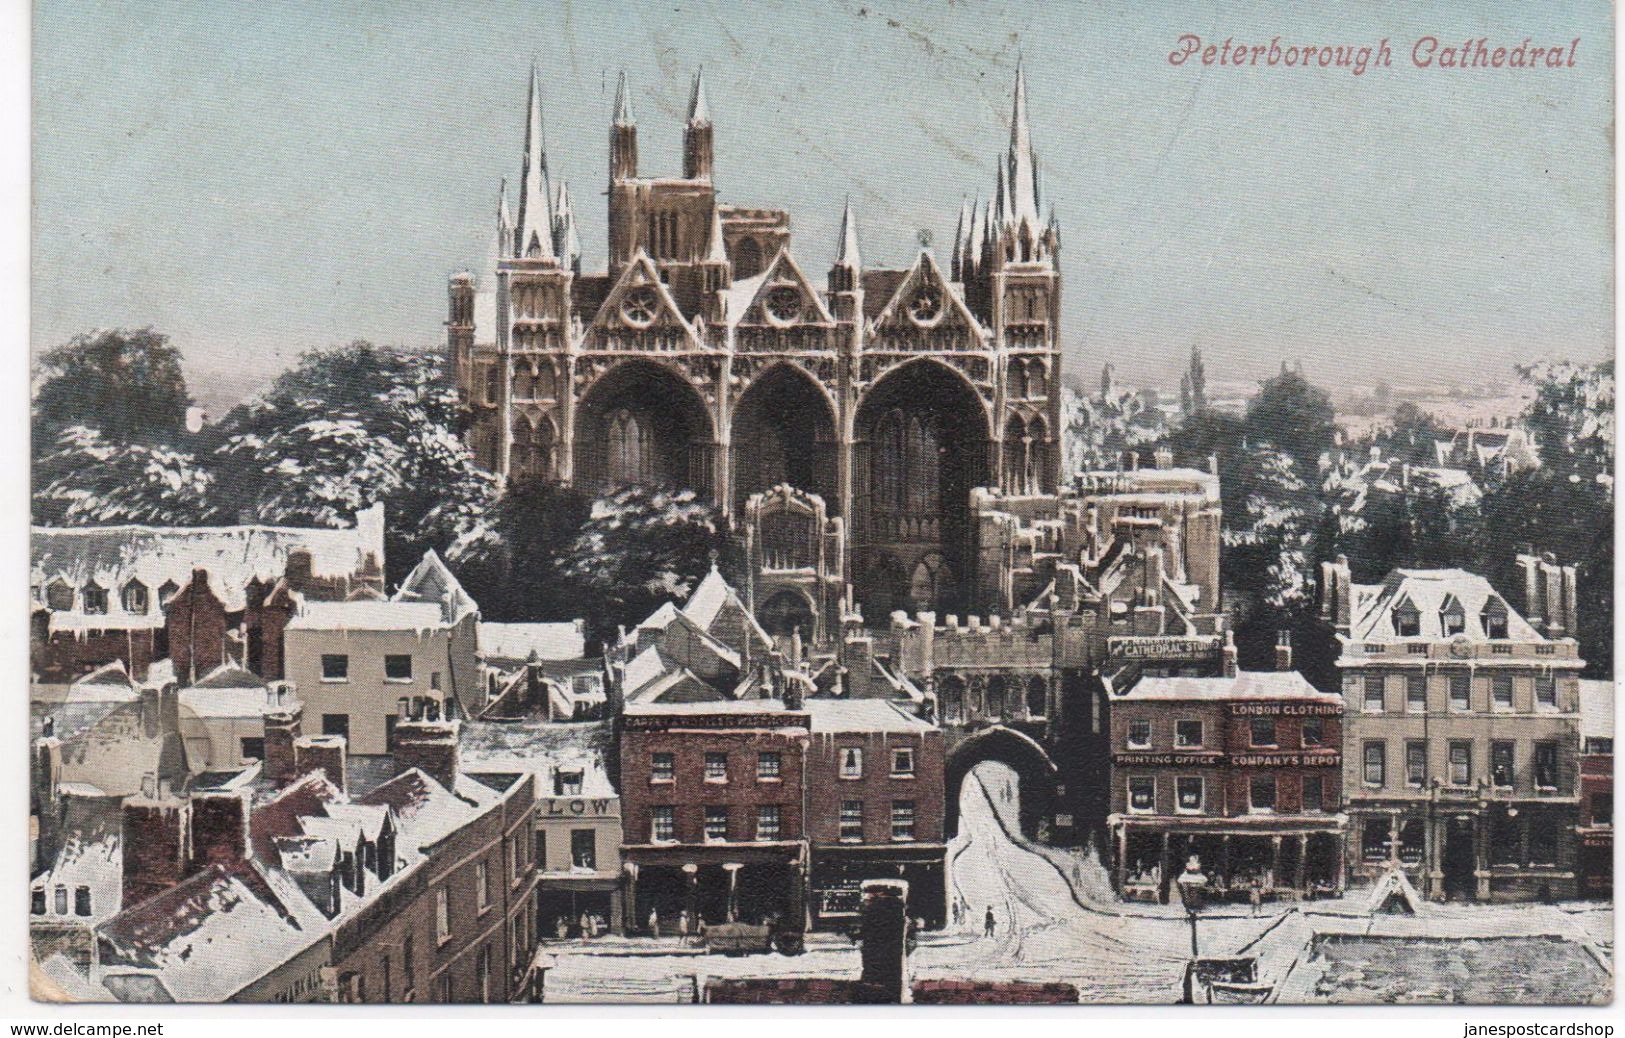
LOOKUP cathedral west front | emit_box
[447,63,1063,623]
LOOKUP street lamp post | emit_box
[1175,854,1209,1004]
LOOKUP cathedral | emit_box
[447,63,1063,622]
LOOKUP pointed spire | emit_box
[951,196,971,281]
[687,67,710,126]
[614,70,635,126]
[517,61,556,261]
[835,197,861,269]
[554,181,581,269]
[970,196,988,261]
[1008,61,1040,229]
[495,178,513,261]
[704,203,728,263]
[994,158,1011,228]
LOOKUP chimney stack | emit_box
[1275,630,1293,672]
[394,719,461,789]
[189,789,251,869]
[122,781,193,908]
[262,692,304,785]
[294,734,348,793]
[858,880,910,1004]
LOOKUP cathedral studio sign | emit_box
[1108,636,1222,660]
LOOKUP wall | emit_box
[805,728,944,846]
[285,627,456,756]
[620,727,807,846]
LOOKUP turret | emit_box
[828,198,862,319]
[682,67,713,181]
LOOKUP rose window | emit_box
[764,286,803,324]
[620,286,660,328]
[908,285,943,325]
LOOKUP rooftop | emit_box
[479,620,587,662]
[803,698,936,734]
[1122,670,1342,704]
[286,599,446,632]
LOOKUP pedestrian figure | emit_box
[648,907,660,938]
[555,915,568,940]
[984,906,996,938]
[678,910,690,941]
[578,911,591,937]
[1249,875,1263,917]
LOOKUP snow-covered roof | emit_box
[32,796,123,927]
[1580,680,1614,742]
[479,621,586,663]
[31,503,384,618]
[360,768,498,851]
[393,549,478,625]
[1121,670,1342,705]
[460,718,614,774]
[66,661,142,704]
[286,600,446,632]
[803,699,935,734]
[623,699,804,718]
[95,864,324,1003]
[188,663,268,691]
[1348,569,1540,643]
[178,686,276,721]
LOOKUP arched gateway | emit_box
[944,725,1057,838]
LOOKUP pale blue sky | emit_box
[33,0,1614,417]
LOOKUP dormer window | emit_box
[1392,599,1421,638]
[554,768,584,797]
[45,580,73,612]
[122,580,149,615]
[81,582,108,616]
[1439,596,1466,637]
[158,580,180,609]
[1480,597,1509,639]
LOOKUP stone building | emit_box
[284,551,482,755]
[1322,560,1586,902]
[448,64,1061,618]
[1105,667,1346,904]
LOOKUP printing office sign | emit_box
[1108,636,1222,660]
[1113,752,1223,767]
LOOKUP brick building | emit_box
[1323,560,1586,902]
[30,505,385,686]
[34,692,540,1003]
[1106,668,1346,904]
[803,699,946,929]
[1577,678,1613,899]
[618,700,811,932]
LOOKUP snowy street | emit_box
[541,760,1611,1004]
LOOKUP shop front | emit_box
[1112,816,1345,904]
[810,844,947,930]
[622,843,809,933]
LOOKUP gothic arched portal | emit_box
[573,361,715,496]
[730,364,838,514]
[854,359,990,617]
